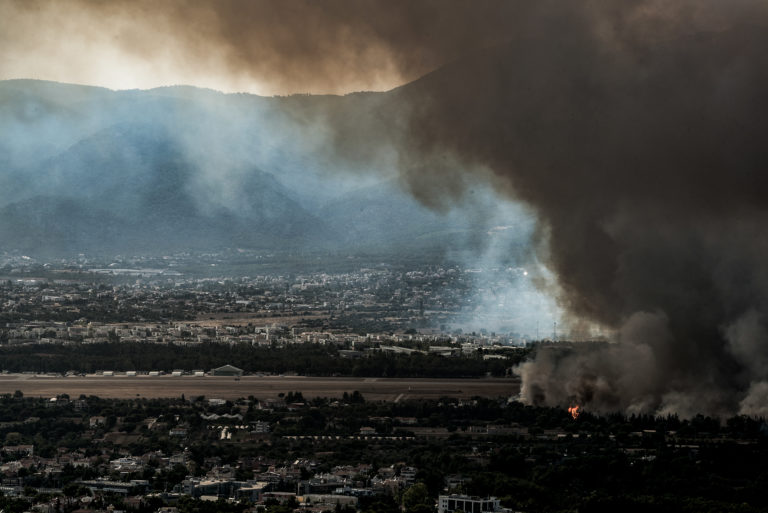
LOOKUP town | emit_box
[1,389,765,513]
[0,255,764,513]
[0,250,541,346]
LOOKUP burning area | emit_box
[387,0,768,418]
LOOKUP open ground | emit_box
[0,375,520,401]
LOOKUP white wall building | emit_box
[438,495,501,513]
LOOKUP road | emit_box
[0,374,520,401]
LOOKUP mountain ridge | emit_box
[0,51,532,258]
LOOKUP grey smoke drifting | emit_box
[7,0,768,416]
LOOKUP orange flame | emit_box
[568,405,581,420]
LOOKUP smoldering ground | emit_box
[5,0,768,416]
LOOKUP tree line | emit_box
[0,341,518,377]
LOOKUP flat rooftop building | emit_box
[438,495,501,513]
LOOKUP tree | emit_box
[408,505,434,513]
[62,483,89,498]
[5,432,22,445]
[402,483,431,512]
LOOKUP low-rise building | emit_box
[252,421,270,434]
[438,495,501,513]
[1,445,34,457]
[211,364,243,377]
[298,494,358,508]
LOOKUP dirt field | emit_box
[0,375,520,401]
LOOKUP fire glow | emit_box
[568,405,581,420]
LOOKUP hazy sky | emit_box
[0,0,518,95]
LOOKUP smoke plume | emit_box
[388,1,768,417]
[274,0,768,417]
[6,0,768,416]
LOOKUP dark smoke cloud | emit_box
[7,0,768,416]
[2,0,521,94]
[386,1,768,417]
[190,0,768,416]
[222,0,768,417]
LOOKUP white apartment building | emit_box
[438,495,501,513]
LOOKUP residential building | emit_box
[438,495,501,513]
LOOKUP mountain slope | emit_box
[3,119,335,254]
[0,69,534,257]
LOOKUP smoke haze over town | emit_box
[3,0,768,421]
